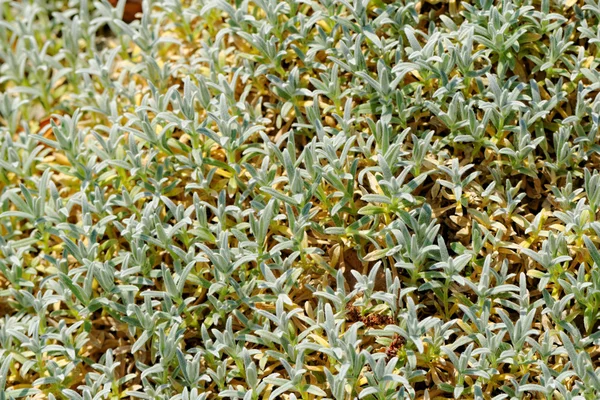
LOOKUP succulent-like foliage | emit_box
[2,0,600,399]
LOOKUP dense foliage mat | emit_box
[3,0,600,398]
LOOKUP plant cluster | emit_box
[2,0,600,398]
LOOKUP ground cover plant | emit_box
[2,0,600,398]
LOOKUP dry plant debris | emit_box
[2,0,600,399]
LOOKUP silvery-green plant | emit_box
[2,0,600,398]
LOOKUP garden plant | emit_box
[2,0,600,398]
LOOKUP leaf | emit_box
[364,249,389,262]
[5,389,41,398]
[132,330,151,353]
[358,205,387,215]
[260,187,300,206]
[584,235,600,267]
